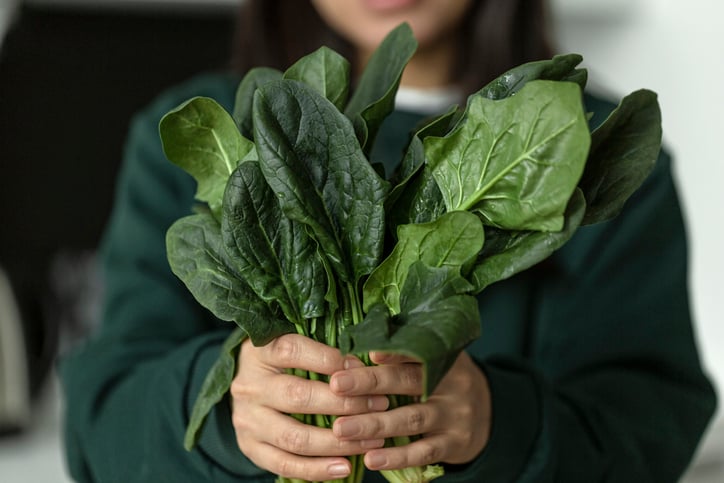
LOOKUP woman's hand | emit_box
[230,334,389,481]
[329,351,492,472]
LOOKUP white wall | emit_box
[550,0,724,470]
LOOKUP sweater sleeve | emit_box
[446,150,717,482]
[59,74,273,482]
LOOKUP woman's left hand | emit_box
[328,350,491,471]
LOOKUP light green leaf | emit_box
[160,96,254,218]
[468,188,586,293]
[363,210,483,314]
[284,46,350,111]
[425,80,590,231]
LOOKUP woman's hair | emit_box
[231,0,554,96]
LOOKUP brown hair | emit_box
[231,0,554,96]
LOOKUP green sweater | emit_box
[60,72,717,483]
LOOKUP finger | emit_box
[251,334,364,375]
[363,434,449,471]
[244,441,355,481]
[237,372,389,416]
[369,351,419,365]
[329,362,423,396]
[235,405,385,458]
[332,403,438,441]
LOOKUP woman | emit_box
[60,1,716,482]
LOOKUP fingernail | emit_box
[328,463,350,477]
[332,373,353,392]
[335,419,360,438]
[366,452,387,469]
[360,438,385,449]
[343,357,364,370]
[368,396,389,411]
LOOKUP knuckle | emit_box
[417,440,442,465]
[275,457,295,477]
[407,408,426,433]
[271,336,300,365]
[284,379,313,408]
[278,426,310,454]
[400,365,422,388]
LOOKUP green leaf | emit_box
[347,262,479,398]
[184,327,247,451]
[233,67,283,139]
[476,53,586,101]
[253,79,389,282]
[344,22,418,154]
[284,46,350,111]
[387,106,460,206]
[222,161,327,323]
[579,89,662,225]
[363,211,484,314]
[166,213,293,344]
[425,80,590,231]
[468,188,586,293]
[160,96,255,218]
[386,164,446,234]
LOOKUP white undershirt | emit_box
[394,85,463,114]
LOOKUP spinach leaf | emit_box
[184,327,247,451]
[166,212,293,344]
[253,79,389,283]
[477,53,587,101]
[284,46,350,112]
[344,22,417,155]
[346,262,479,398]
[386,164,447,233]
[233,67,283,139]
[160,96,255,218]
[363,210,484,315]
[425,80,590,231]
[222,161,327,323]
[579,89,662,225]
[468,188,586,292]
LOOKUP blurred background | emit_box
[0,0,721,481]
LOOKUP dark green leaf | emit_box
[477,53,586,100]
[160,96,255,218]
[222,161,327,322]
[184,328,247,450]
[387,106,460,207]
[344,22,417,154]
[253,79,389,282]
[283,46,350,111]
[347,262,479,398]
[468,188,586,292]
[363,211,484,314]
[233,67,283,139]
[387,164,446,233]
[166,213,293,344]
[425,80,590,231]
[580,89,662,225]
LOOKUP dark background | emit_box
[0,3,235,399]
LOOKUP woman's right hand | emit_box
[230,334,389,481]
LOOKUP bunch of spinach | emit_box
[159,22,661,483]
